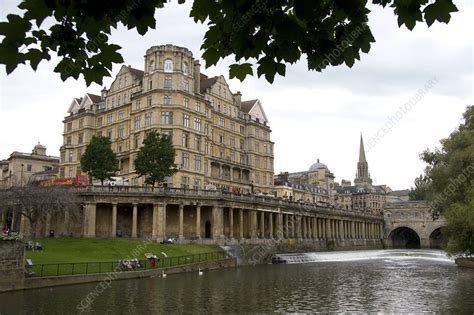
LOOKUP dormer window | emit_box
[164,59,173,72]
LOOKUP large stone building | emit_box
[60,44,274,194]
[0,143,59,188]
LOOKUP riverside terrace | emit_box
[16,186,384,246]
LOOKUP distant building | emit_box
[0,143,59,188]
[386,189,410,203]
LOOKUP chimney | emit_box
[193,60,201,94]
[233,91,242,109]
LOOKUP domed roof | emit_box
[309,159,329,172]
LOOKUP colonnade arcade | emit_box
[83,200,383,242]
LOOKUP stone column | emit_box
[161,203,167,239]
[111,203,117,238]
[291,215,295,238]
[285,214,289,238]
[152,203,159,239]
[229,208,234,239]
[178,204,184,240]
[239,209,244,239]
[269,212,273,239]
[82,202,96,238]
[302,217,306,239]
[250,210,257,239]
[212,205,224,240]
[132,203,138,239]
[196,205,201,239]
[277,213,283,239]
[259,211,265,238]
[339,220,345,239]
[351,221,355,239]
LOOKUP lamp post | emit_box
[20,163,24,187]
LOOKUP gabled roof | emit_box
[241,99,269,123]
[200,76,218,93]
[88,93,102,103]
[67,97,82,114]
[128,66,144,80]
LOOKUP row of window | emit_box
[148,59,189,75]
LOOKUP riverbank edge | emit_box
[454,257,474,268]
[0,258,236,293]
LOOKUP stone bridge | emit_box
[383,201,447,248]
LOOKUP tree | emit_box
[0,0,458,85]
[0,185,81,238]
[134,130,177,188]
[80,135,119,186]
[420,105,473,256]
[408,174,430,201]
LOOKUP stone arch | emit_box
[388,226,421,249]
[429,227,445,249]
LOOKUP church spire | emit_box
[359,134,367,162]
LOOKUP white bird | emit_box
[198,268,203,276]
[162,270,167,278]
[161,252,168,257]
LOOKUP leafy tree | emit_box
[80,135,119,185]
[0,0,458,85]
[134,130,177,188]
[420,105,473,256]
[408,174,430,201]
[0,185,81,239]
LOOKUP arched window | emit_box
[164,59,173,72]
[183,61,188,74]
[148,59,154,72]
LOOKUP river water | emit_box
[1,250,473,314]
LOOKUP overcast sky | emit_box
[0,0,472,190]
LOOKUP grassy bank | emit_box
[26,238,219,264]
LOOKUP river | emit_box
[1,250,473,314]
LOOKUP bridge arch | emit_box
[388,226,421,249]
[428,227,445,249]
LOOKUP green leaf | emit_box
[424,0,458,27]
[201,47,220,68]
[229,63,253,81]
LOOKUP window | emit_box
[67,122,72,132]
[183,114,190,127]
[193,178,200,189]
[107,113,113,123]
[118,111,124,120]
[79,119,84,128]
[183,61,188,74]
[66,136,72,145]
[134,116,141,129]
[68,167,73,177]
[230,137,235,148]
[60,151,65,163]
[161,112,173,125]
[255,156,260,168]
[219,133,224,144]
[220,150,224,158]
[147,96,152,107]
[255,141,259,152]
[148,79,152,90]
[194,118,201,131]
[164,59,173,72]
[69,150,73,162]
[205,108,209,118]
[219,117,225,127]
[240,125,244,134]
[180,175,189,188]
[255,172,260,184]
[182,133,189,148]
[164,95,171,105]
[136,100,141,110]
[117,143,122,153]
[164,76,172,89]
[195,136,201,151]
[145,112,152,126]
[183,79,189,91]
[107,128,113,139]
[118,125,124,138]
[148,59,154,72]
[26,164,32,172]
[134,135,140,149]
[97,117,103,127]
[78,133,83,144]
[118,95,121,105]
[194,155,201,171]
[184,98,189,108]
[230,151,234,162]
[230,122,235,131]
[60,167,65,178]
[195,103,200,112]
[240,139,244,149]
[263,144,268,154]
[76,148,82,162]
[205,140,209,154]
[264,158,268,169]
[181,153,189,169]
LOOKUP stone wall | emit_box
[0,241,25,292]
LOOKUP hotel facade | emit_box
[60,44,274,194]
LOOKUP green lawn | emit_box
[26,238,219,264]
[25,238,222,277]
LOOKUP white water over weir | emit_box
[271,250,454,264]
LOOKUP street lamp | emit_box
[20,164,24,187]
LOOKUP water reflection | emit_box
[0,250,473,314]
